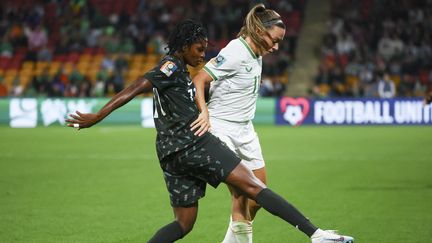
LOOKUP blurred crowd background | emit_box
[0,0,430,99]
[311,0,432,99]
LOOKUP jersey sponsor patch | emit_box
[210,55,226,67]
[160,61,177,77]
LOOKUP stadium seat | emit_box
[21,61,34,70]
[0,57,10,70]
[390,75,401,87]
[87,69,99,83]
[79,54,92,62]
[19,74,32,87]
[48,61,61,73]
[67,52,81,64]
[62,63,74,76]
[146,54,160,65]
[53,55,66,62]
[5,69,17,78]
[346,75,359,88]
[4,74,16,89]
[318,83,330,96]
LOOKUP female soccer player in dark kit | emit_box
[66,19,353,243]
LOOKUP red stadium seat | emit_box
[0,57,11,70]
[53,55,66,62]
[67,52,81,64]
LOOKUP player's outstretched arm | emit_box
[190,70,213,136]
[66,77,153,129]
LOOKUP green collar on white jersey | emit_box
[239,36,258,59]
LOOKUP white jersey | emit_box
[204,37,262,122]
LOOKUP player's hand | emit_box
[190,111,210,136]
[424,91,432,105]
[66,111,100,130]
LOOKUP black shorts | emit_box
[160,134,241,207]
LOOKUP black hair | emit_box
[167,19,207,55]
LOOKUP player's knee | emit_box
[177,219,195,236]
[227,163,265,196]
[182,224,194,235]
[241,182,265,199]
[245,175,267,198]
[233,177,266,199]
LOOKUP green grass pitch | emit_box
[0,125,431,242]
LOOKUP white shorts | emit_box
[209,117,265,170]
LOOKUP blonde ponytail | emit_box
[238,4,285,54]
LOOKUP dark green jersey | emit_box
[144,55,206,161]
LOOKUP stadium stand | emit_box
[0,0,306,98]
[310,0,432,98]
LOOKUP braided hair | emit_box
[167,19,207,55]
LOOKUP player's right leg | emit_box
[224,161,355,242]
[148,203,199,243]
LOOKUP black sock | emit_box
[148,221,184,243]
[255,188,318,237]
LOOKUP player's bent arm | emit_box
[66,77,153,129]
[193,70,213,113]
[190,70,214,136]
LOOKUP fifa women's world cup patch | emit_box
[210,55,226,67]
[160,61,178,77]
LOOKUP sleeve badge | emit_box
[160,61,178,77]
[210,55,226,67]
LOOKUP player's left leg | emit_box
[222,168,266,243]
[150,145,208,243]
[148,203,198,243]
[223,124,266,243]
[222,185,252,243]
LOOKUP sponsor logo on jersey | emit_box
[245,66,252,72]
[210,55,226,67]
[160,61,177,77]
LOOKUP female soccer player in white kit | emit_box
[192,4,354,243]
[192,4,285,242]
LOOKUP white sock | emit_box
[232,220,252,243]
[221,217,253,243]
[222,217,236,243]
